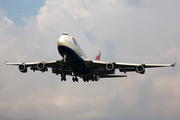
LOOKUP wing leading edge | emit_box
[5,60,73,76]
[83,59,176,75]
[5,59,175,81]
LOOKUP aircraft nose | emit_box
[57,36,66,46]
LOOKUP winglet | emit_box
[95,50,101,60]
[172,62,176,67]
[4,60,7,65]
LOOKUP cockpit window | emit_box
[62,33,69,36]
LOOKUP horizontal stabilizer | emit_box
[100,75,127,78]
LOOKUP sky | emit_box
[0,0,45,26]
[0,0,180,120]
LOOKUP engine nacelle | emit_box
[106,63,115,73]
[19,64,27,73]
[37,62,48,72]
[136,65,145,74]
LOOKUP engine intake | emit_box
[106,63,115,74]
[37,62,48,72]
[136,65,145,74]
[19,64,27,73]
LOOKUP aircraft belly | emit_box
[58,45,89,76]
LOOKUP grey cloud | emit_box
[0,0,180,120]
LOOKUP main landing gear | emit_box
[72,77,78,82]
[83,77,89,82]
[61,74,79,82]
[61,74,66,81]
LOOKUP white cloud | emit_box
[160,44,180,61]
[151,73,180,119]
[0,6,13,32]
[0,0,180,120]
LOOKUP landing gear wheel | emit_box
[72,77,78,82]
[83,77,89,82]
[61,74,66,81]
[72,77,75,82]
[75,77,78,82]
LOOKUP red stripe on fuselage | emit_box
[73,37,78,45]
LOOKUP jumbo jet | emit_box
[5,32,176,82]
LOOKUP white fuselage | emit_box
[57,32,89,77]
[57,32,87,59]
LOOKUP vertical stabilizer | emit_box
[95,50,101,60]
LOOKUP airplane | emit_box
[5,32,176,82]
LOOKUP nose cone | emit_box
[58,37,64,46]
[57,35,67,47]
[57,32,72,47]
[57,36,68,55]
[57,32,73,55]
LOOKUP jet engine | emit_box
[136,65,145,74]
[37,62,48,72]
[19,64,27,73]
[106,63,115,74]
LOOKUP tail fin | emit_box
[95,50,101,60]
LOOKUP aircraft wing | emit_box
[5,60,64,68]
[5,60,73,75]
[83,59,176,74]
[5,58,175,79]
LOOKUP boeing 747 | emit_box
[5,32,176,82]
